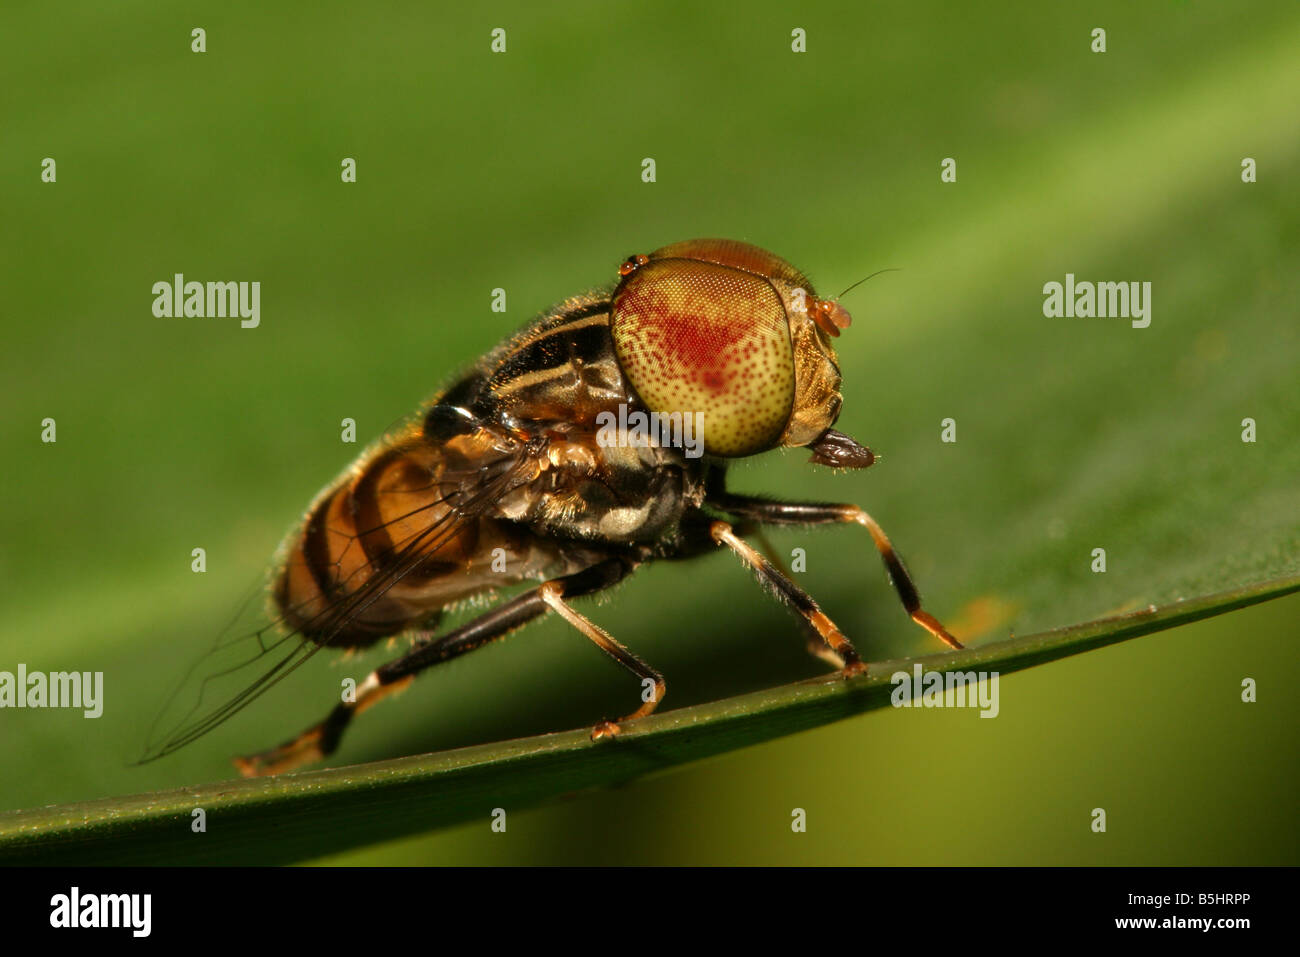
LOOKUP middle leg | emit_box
[709,520,867,676]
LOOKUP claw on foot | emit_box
[840,660,868,679]
[233,728,325,777]
[912,610,963,650]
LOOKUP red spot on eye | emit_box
[627,286,751,396]
[611,257,797,456]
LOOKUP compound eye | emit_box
[647,239,809,288]
[611,258,795,457]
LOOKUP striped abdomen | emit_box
[272,431,473,646]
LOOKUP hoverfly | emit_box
[142,239,961,776]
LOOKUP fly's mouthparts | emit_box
[807,429,875,469]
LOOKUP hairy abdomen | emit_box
[273,429,543,648]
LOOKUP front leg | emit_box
[709,492,963,651]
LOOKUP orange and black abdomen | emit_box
[272,430,481,648]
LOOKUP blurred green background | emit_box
[2,1,1297,864]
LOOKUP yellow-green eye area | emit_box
[611,258,795,457]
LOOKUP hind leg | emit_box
[234,558,635,776]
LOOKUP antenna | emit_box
[835,267,900,301]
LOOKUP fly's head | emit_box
[610,238,872,466]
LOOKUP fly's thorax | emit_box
[478,296,629,427]
[498,431,703,545]
[610,239,847,458]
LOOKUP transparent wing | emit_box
[138,440,536,763]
